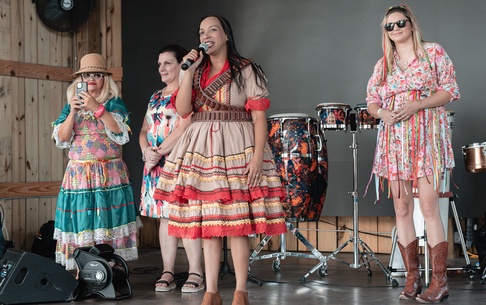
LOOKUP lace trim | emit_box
[106,112,130,145]
[56,247,139,271]
[52,124,74,148]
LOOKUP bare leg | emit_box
[417,176,445,247]
[230,236,249,292]
[203,237,222,293]
[156,218,178,290]
[182,237,204,290]
[390,180,416,245]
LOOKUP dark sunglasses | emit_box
[384,19,409,31]
[387,5,407,13]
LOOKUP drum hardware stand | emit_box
[388,195,480,285]
[248,220,329,283]
[300,115,398,286]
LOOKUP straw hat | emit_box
[72,53,112,78]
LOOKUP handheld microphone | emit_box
[181,43,209,70]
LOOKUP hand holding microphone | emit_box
[181,43,209,70]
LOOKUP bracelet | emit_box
[377,108,383,118]
[94,105,106,118]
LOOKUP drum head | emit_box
[355,103,368,110]
[315,103,350,110]
[269,113,312,119]
[462,143,485,149]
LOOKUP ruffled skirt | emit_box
[154,120,287,239]
[54,158,141,270]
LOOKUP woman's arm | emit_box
[156,114,192,156]
[175,49,205,116]
[246,110,266,187]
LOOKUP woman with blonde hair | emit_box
[366,5,460,303]
[52,53,141,270]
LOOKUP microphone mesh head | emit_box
[199,43,209,52]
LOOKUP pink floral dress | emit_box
[366,42,460,196]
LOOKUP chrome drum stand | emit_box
[300,119,397,286]
[248,221,329,283]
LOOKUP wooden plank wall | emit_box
[0,0,122,250]
[0,0,460,258]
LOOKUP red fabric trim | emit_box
[168,222,287,239]
[200,60,230,89]
[245,97,270,112]
[155,184,286,204]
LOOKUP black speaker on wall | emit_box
[0,248,78,304]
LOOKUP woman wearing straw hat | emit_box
[52,53,141,270]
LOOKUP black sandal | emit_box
[181,272,205,293]
[155,271,176,292]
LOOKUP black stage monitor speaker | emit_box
[74,244,132,300]
[0,248,78,304]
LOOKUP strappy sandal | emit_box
[155,271,176,292]
[181,272,205,293]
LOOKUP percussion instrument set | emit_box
[250,103,396,285]
[251,103,485,284]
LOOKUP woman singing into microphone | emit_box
[154,15,287,305]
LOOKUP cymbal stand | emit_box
[300,119,397,285]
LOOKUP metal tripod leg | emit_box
[301,131,397,286]
[301,231,397,285]
[248,220,328,280]
[449,196,477,280]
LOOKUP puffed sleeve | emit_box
[242,62,271,112]
[51,103,74,148]
[104,97,131,145]
[428,43,460,101]
[366,58,385,106]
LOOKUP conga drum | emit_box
[267,113,328,221]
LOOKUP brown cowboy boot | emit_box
[231,290,249,305]
[201,291,223,305]
[397,239,422,299]
[416,241,449,303]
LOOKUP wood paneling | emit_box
[0,0,123,250]
[0,181,61,199]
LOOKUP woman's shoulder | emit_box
[423,42,445,53]
[371,56,385,71]
[150,89,165,99]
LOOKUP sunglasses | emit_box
[387,5,407,13]
[384,19,409,31]
[81,73,104,80]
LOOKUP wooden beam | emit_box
[0,59,123,82]
[0,181,61,199]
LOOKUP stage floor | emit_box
[44,246,485,305]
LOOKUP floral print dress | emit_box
[139,90,180,219]
[366,42,460,196]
